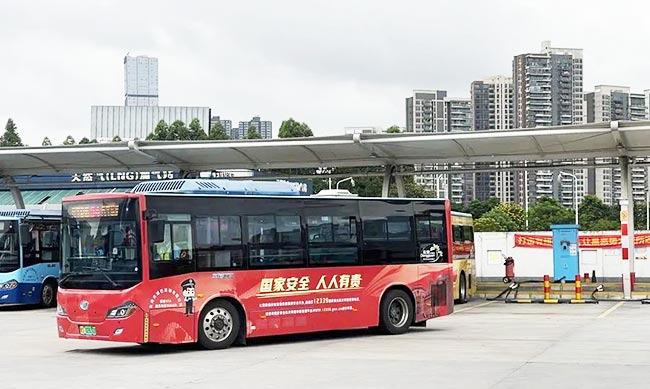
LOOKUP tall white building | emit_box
[405,90,473,204]
[124,55,159,106]
[471,76,515,203]
[585,85,650,205]
[513,41,586,208]
[405,90,447,133]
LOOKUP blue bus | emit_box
[0,210,61,307]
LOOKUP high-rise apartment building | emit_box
[406,91,473,204]
[444,98,473,132]
[237,116,272,139]
[124,55,159,106]
[472,76,513,131]
[513,42,585,207]
[471,76,515,202]
[405,90,447,133]
[585,85,650,205]
[211,116,232,135]
[541,41,584,124]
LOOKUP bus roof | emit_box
[130,179,304,197]
[0,209,61,221]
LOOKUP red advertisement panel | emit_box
[514,233,650,249]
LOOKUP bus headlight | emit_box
[0,280,18,290]
[57,304,68,316]
[106,302,138,319]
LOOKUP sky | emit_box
[1,0,649,146]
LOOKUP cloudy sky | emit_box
[1,0,649,145]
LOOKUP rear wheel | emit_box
[379,289,413,335]
[40,280,57,308]
[198,300,240,350]
[457,273,468,304]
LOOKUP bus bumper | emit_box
[0,282,40,305]
[57,309,146,343]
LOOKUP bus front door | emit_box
[148,292,196,344]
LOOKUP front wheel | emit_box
[40,280,57,308]
[198,300,240,350]
[379,289,414,335]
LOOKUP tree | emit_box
[147,120,169,140]
[474,204,525,232]
[1,118,23,147]
[63,135,76,145]
[474,216,506,232]
[579,195,618,230]
[188,118,208,140]
[278,118,313,138]
[527,197,573,231]
[41,137,52,146]
[79,137,91,144]
[168,120,190,140]
[89,139,98,144]
[465,197,501,219]
[386,125,401,134]
[245,126,262,139]
[591,219,621,231]
[208,122,230,140]
[112,135,122,142]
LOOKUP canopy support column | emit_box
[5,177,25,209]
[620,157,634,299]
[382,165,405,197]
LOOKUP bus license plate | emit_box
[79,325,96,336]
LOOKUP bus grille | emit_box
[0,210,31,218]
[130,180,185,193]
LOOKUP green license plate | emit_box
[79,325,96,336]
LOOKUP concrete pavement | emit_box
[1,300,648,388]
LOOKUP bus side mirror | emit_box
[149,220,165,243]
[19,224,31,244]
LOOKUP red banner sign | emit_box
[514,233,650,249]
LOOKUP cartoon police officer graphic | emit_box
[181,278,197,316]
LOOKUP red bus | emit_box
[57,180,454,349]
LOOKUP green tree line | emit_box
[459,195,646,232]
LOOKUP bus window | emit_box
[453,225,462,243]
[23,224,61,266]
[462,226,474,242]
[150,214,195,279]
[416,215,444,243]
[360,200,417,265]
[363,219,387,241]
[307,216,359,266]
[387,216,412,241]
[195,216,243,270]
[247,215,304,268]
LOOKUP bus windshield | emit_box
[0,220,19,273]
[60,198,141,290]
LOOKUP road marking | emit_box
[598,301,625,318]
[455,301,495,313]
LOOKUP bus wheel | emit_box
[198,300,240,350]
[457,273,468,304]
[379,289,413,335]
[40,280,57,308]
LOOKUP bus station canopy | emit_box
[0,121,649,176]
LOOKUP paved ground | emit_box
[1,299,648,388]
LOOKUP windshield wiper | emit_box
[82,266,121,288]
[59,272,94,285]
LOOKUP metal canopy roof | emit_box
[1,121,649,175]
